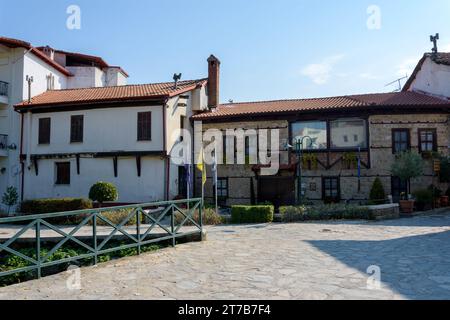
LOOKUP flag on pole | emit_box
[196,150,207,186]
[357,147,361,192]
[212,151,218,215]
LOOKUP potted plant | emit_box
[391,151,424,214]
[1,186,19,216]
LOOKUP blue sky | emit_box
[1,0,450,103]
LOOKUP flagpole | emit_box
[214,151,218,216]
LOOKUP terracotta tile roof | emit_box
[36,47,129,76]
[0,37,72,76]
[15,79,207,110]
[433,52,450,66]
[193,91,450,120]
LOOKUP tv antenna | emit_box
[384,74,409,92]
[173,73,182,89]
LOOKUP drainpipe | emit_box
[162,99,170,201]
[20,113,25,201]
[25,111,32,169]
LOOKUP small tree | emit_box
[369,178,386,205]
[2,186,19,215]
[391,151,424,195]
[89,182,118,207]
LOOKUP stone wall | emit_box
[195,113,449,206]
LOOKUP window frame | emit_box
[330,118,368,150]
[216,177,229,199]
[38,117,51,145]
[322,177,340,203]
[55,162,71,185]
[392,129,411,154]
[418,128,437,154]
[290,118,369,152]
[137,111,152,141]
[291,120,328,151]
[70,115,84,143]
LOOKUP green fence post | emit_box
[35,220,41,279]
[136,208,141,255]
[199,200,203,241]
[171,205,175,247]
[93,213,98,265]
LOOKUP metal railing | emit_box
[0,81,8,97]
[0,198,203,280]
[0,135,7,150]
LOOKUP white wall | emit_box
[23,157,166,203]
[25,105,164,155]
[409,57,450,98]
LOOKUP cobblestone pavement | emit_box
[1,213,450,300]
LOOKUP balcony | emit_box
[0,134,8,157]
[0,81,8,105]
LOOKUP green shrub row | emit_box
[279,204,373,222]
[231,205,274,224]
[20,198,93,214]
[19,198,93,225]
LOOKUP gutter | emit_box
[162,98,170,201]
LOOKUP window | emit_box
[291,121,327,150]
[418,129,437,153]
[38,118,51,145]
[55,162,70,185]
[137,112,152,141]
[70,115,84,143]
[216,178,229,198]
[322,177,340,203]
[330,118,367,149]
[392,129,410,154]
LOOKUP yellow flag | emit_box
[197,150,207,186]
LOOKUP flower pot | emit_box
[399,200,415,214]
[440,196,449,207]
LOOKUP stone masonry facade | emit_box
[195,113,449,206]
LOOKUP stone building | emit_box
[192,54,450,207]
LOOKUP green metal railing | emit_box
[0,198,203,280]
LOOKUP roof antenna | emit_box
[384,74,408,93]
[26,75,34,103]
[430,33,439,56]
[173,73,182,89]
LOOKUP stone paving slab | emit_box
[1,212,450,300]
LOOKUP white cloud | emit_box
[301,54,345,85]
[396,57,420,77]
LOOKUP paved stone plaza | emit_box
[1,212,450,300]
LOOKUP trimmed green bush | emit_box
[89,181,118,206]
[413,189,433,211]
[231,205,274,224]
[20,198,92,214]
[369,178,386,205]
[280,204,373,222]
[93,209,137,226]
[19,198,93,225]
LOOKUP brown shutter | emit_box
[137,112,152,141]
[39,118,51,144]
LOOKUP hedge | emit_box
[231,205,274,224]
[279,204,373,222]
[20,198,93,224]
[20,198,93,214]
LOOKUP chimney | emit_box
[207,55,220,108]
[42,46,55,61]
